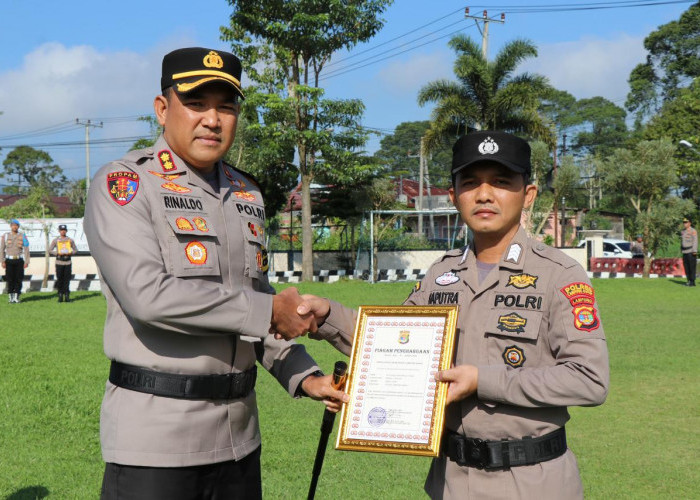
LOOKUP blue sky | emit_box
[0,0,694,186]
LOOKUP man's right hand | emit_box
[270,287,318,340]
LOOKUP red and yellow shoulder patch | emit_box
[107,171,139,206]
[560,282,599,332]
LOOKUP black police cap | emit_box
[452,131,531,178]
[161,47,244,99]
[58,224,67,231]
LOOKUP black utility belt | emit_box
[5,256,23,260]
[109,361,257,400]
[443,427,566,470]
[56,255,72,261]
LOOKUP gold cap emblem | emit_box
[203,51,224,69]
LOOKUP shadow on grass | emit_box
[6,486,50,499]
[14,292,103,303]
[669,279,694,286]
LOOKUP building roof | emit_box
[0,194,77,216]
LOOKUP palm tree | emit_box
[418,36,554,151]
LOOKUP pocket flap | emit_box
[484,309,542,340]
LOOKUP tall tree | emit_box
[625,3,700,125]
[417,36,553,151]
[222,0,393,281]
[1,146,66,194]
[566,97,628,157]
[598,139,694,276]
[374,120,452,188]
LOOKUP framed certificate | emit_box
[336,305,458,457]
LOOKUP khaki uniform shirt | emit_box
[681,226,698,254]
[314,227,609,499]
[84,135,320,467]
[49,236,77,265]
[1,231,30,262]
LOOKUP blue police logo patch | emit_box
[502,346,525,367]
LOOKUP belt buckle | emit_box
[465,438,488,468]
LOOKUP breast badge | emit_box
[107,171,139,206]
[234,190,256,202]
[161,182,192,193]
[148,170,182,181]
[256,246,269,272]
[502,346,525,368]
[435,271,459,286]
[248,221,263,237]
[158,150,177,172]
[507,273,538,289]
[497,313,527,334]
[192,217,209,232]
[185,241,208,265]
[176,217,194,231]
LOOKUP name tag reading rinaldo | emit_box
[336,305,458,457]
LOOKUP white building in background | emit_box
[0,218,89,253]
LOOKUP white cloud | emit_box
[519,34,647,102]
[375,50,453,96]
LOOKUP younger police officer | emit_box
[49,224,77,302]
[681,217,697,286]
[301,131,610,499]
[85,47,345,500]
[1,219,30,303]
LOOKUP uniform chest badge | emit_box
[158,150,177,172]
[497,312,527,333]
[148,170,183,181]
[502,346,525,367]
[435,271,459,286]
[107,171,139,206]
[234,190,256,202]
[185,241,207,265]
[248,221,264,237]
[256,246,269,272]
[176,217,195,231]
[193,217,209,232]
[161,181,192,193]
[507,273,538,289]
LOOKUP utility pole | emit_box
[76,118,103,192]
[464,8,505,60]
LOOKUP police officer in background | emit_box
[49,224,77,302]
[84,47,346,499]
[1,218,30,303]
[297,131,610,499]
[681,217,697,286]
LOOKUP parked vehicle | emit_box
[577,238,634,258]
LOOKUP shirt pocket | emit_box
[483,308,543,368]
[240,216,268,280]
[165,216,221,278]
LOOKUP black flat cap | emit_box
[58,224,67,230]
[161,47,244,99]
[452,131,531,178]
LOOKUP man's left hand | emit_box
[435,365,479,405]
[301,374,349,413]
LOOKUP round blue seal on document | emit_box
[368,407,387,427]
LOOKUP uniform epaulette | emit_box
[223,161,261,189]
[531,241,578,269]
[435,247,466,266]
[122,147,153,166]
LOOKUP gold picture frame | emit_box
[335,305,458,457]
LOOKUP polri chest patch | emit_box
[107,171,139,206]
[497,312,527,333]
[502,345,525,367]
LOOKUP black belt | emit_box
[5,256,23,260]
[109,361,257,400]
[443,427,566,470]
[57,255,71,261]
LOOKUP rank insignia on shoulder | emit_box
[505,243,522,264]
[413,282,421,293]
[507,273,538,289]
[185,241,207,265]
[158,150,177,172]
[502,345,525,367]
[176,217,194,231]
[435,271,459,286]
[107,171,139,206]
[497,313,527,333]
[193,217,209,232]
[161,181,192,193]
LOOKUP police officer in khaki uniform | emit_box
[49,224,77,302]
[1,218,30,303]
[85,47,346,500]
[299,131,610,499]
[681,217,697,286]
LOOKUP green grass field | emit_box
[0,279,698,499]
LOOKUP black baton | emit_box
[307,361,348,500]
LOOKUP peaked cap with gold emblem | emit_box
[161,47,244,99]
[451,130,531,178]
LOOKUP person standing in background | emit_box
[1,219,30,303]
[49,224,78,302]
[681,217,697,286]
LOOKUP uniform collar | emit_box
[497,226,529,271]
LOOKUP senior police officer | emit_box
[681,217,697,286]
[49,224,77,302]
[1,219,30,303]
[297,131,610,499]
[84,47,346,500]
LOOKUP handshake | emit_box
[270,287,331,340]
